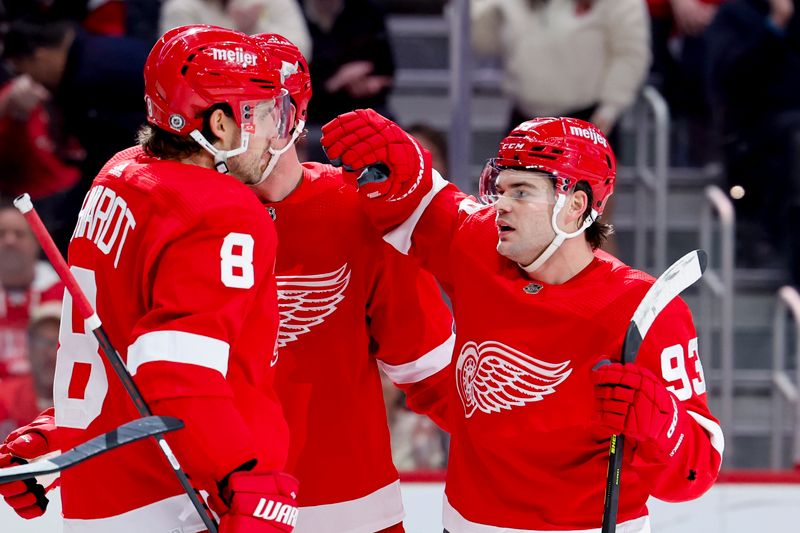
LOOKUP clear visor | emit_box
[239,91,293,141]
[478,159,557,205]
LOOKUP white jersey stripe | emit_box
[63,493,208,533]
[378,332,456,384]
[295,479,404,533]
[127,330,230,377]
[443,496,650,533]
[383,169,449,255]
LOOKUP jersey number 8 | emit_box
[221,232,255,289]
[54,267,109,429]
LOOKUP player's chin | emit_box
[496,240,515,261]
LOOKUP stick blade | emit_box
[51,416,184,470]
[0,416,184,484]
[631,249,706,337]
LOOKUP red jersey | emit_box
[56,147,288,532]
[364,173,723,532]
[0,262,63,377]
[264,163,454,533]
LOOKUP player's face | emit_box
[492,170,557,265]
[227,98,289,185]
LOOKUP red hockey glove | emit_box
[219,471,299,532]
[0,409,59,519]
[320,109,431,201]
[592,362,689,461]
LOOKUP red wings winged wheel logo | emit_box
[456,341,572,417]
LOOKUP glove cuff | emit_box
[641,392,692,464]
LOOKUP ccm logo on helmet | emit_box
[568,125,607,147]
[501,142,526,150]
[210,47,258,68]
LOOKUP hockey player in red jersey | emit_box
[0,26,300,532]
[246,34,455,533]
[320,111,724,532]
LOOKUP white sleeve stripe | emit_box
[127,330,230,377]
[383,170,449,255]
[687,409,725,461]
[378,333,455,384]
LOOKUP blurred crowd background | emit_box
[0,0,797,471]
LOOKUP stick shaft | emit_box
[600,250,707,532]
[601,435,624,533]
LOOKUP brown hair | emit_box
[137,104,233,160]
[575,181,613,249]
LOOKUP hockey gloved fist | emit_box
[219,471,299,532]
[320,108,431,200]
[0,408,59,519]
[592,362,688,461]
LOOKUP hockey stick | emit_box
[13,194,219,532]
[0,416,183,484]
[598,249,707,533]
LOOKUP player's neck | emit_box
[251,156,304,203]
[178,150,216,171]
[525,238,595,285]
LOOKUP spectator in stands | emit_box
[706,0,799,279]
[1,0,161,47]
[25,302,60,411]
[3,19,149,251]
[0,300,61,439]
[647,0,725,166]
[471,0,651,138]
[302,0,395,129]
[0,303,58,440]
[0,202,62,439]
[159,0,312,58]
[3,19,148,179]
[0,65,83,251]
[408,123,448,176]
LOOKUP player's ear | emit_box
[567,189,589,226]
[207,108,233,146]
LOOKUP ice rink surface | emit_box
[2,482,799,532]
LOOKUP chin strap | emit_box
[189,129,250,174]
[251,120,306,186]
[520,194,599,273]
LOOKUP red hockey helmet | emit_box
[144,25,290,138]
[479,117,616,216]
[252,33,312,128]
